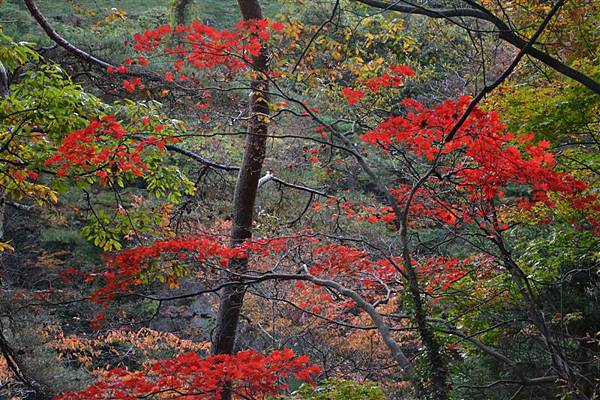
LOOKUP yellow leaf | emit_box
[0,242,14,253]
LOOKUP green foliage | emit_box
[291,379,385,400]
[0,32,105,140]
[0,31,38,69]
[81,200,168,251]
[0,33,105,204]
[144,155,196,204]
[497,65,600,143]
[81,210,123,251]
[514,224,599,284]
[40,226,103,265]
[40,227,88,247]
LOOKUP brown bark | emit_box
[211,0,269,356]
[210,6,269,400]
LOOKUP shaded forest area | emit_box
[0,0,599,399]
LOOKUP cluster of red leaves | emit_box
[11,169,38,182]
[415,254,502,299]
[340,184,459,226]
[377,254,500,294]
[90,236,309,304]
[89,231,498,321]
[107,65,130,74]
[340,87,365,105]
[361,96,597,217]
[240,236,303,255]
[295,244,501,315]
[122,77,145,93]
[307,244,400,282]
[391,185,458,225]
[109,19,285,93]
[340,64,414,105]
[57,348,321,400]
[311,244,371,277]
[415,257,469,292]
[90,235,242,304]
[45,116,178,180]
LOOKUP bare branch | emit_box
[23,0,113,69]
[353,0,600,93]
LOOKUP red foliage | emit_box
[415,256,470,292]
[56,348,321,400]
[298,244,400,301]
[341,87,366,105]
[123,77,145,92]
[90,235,243,304]
[97,19,288,94]
[90,236,310,304]
[341,64,414,104]
[390,64,415,77]
[343,184,459,226]
[45,116,178,179]
[361,96,596,218]
[364,73,404,93]
[115,19,284,93]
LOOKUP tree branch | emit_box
[164,143,331,197]
[353,0,600,93]
[23,0,112,69]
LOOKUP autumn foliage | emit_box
[57,349,321,400]
[2,2,599,399]
[45,115,179,180]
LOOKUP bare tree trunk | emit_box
[0,188,6,285]
[0,61,9,99]
[212,0,269,356]
[401,247,449,399]
[211,6,269,400]
[169,0,194,26]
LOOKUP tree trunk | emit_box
[401,243,449,399]
[0,61,9,98]
[0,189,5,290]
[212,0,269,356]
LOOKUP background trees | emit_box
[0,0,598,399]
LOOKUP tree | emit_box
[212,0,272,362]
[1,0,598,399]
